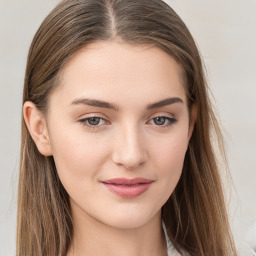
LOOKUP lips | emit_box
[101,177,153,198]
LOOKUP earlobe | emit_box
[23,101,53,156]
[188,103,197,141]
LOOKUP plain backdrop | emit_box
[0,0,255,255]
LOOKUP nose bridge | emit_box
[112,121,147,169]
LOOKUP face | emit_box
[44,41,194,229]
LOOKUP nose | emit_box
[111,124,148,170]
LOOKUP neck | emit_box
[67,200,168,256]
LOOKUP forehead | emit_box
[51,40,187,108]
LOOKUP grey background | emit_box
[0,0,255,255]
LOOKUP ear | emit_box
[188,103,197,141]
[23,101,53,156]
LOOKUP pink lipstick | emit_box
[101,178,153,198]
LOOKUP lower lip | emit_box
[102,182,153,198]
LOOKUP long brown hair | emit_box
[17,0,237,255]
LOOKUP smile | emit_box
[101,178,154,198]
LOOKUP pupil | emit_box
[88,117,100,125]
[154,117,165,125]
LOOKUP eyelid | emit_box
[150,111,175,118]
[77,112,108,119]
[148,112,176,121]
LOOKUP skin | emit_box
[24,41,196,256]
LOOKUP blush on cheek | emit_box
[158,136,188,161]
[51,132,110,185]
[153,137,188,182]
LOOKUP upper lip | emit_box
[102,177,153,185]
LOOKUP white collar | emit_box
[162,221,181,256]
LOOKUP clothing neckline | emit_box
[162,221,181,256]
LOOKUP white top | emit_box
[166,240,181,256]
[162,221,181,256]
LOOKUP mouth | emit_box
[101,177,154,198]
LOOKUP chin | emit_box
[96,207,160,230]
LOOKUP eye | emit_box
[79,116,108,129]
[148,116,177,127]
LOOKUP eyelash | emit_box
[78,116,177,130]
[79,117,107,130]
[148,116,177,127]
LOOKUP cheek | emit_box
[49,127,109,190]
[149,132,188,192]
[157,138,187,169]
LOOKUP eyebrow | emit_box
[71,98,120,111]
[71,97,183,111]
[147,97,183,109]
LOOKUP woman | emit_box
[17,0,238,255]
